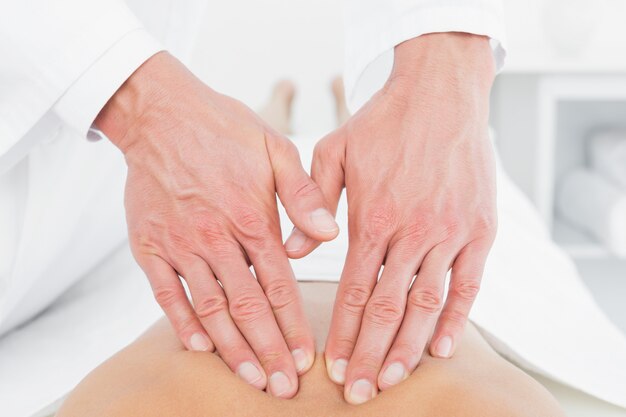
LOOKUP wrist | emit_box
[94,51,187,153]
[387,33,494,104]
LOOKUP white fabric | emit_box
[1,135,626,417]
[0,0,207,333]
[473,165,626,408]
[341,0,507,113]
[0,129,128,335]
[0,0,505,173]
[54,29,162,141]
[0,243,164,417]
[0,1,161,171]
[589,129,626,190]
[556,169,626,257]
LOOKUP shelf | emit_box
[502,61,626,75]
[552,218,611,259]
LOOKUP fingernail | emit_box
[269,371,292,397]
[189,333,210,351]
[349,379,375,404]
[237,362,264,387]
[291,348,311,373]
[285,228,307,252]
[310,208,339,233]
[329,358,347,384]
[381,362,406,387]
[436,336,453,358]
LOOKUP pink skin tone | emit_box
[96,32,496,405]
[284,33,497,404]
[95,52,339,399]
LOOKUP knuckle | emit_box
[129,228,159,256]
[194,294,229,319]
[257,349,286,368]
[354,349,383,372]
[408,286,443,315]
[206,238,239,259]
[153,285,183,310]
[398,220,430,244]
[339,283,372,314]
[231,207,274,249]
[176,314,200,336]
[264,280,298,312]
[359,206,396,240]
[450,279,481,301]
[167,231,195,254]
[234,207,272,233]
[364,295,404,327]
[193,216,228,244]
[440,219,462,241]
[330,334,358,357]
[281,323,310,345]
[474,211,498,237]
[441,308,468,328]
[392,340,424,359]
[229,291,271,324]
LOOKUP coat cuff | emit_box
[53,29,163,141]
[343,2,507,113]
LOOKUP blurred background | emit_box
[3,1,626,416]
[185,0,626,334]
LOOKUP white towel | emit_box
[556,168,626,257]
[589,130,626,190]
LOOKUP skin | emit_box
[95,52,339,398]
[285,33,498,403]
[96,31,498,404]
[57,282,565,417]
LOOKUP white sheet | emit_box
[0,244,162,417]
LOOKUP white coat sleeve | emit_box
[0,0,163,162]
[342,0,507,112]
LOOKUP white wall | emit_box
[188,0,344,135]
[187,0,626,135]
[502,0,626,72]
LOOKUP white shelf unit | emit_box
[491,73,626,260]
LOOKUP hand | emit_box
[95,52,339,398]
[289,33,497,403]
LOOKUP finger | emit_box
[242,235,316,376]
[267,134,339,243]
[379,244,453,390]
[429,240,489,359]
[284,133,345,258]
[182,256,267,390]
[208,247,298,398]
[343,246,418,405]
[324,238,387,386]
[141,255,213,352]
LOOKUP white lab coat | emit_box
[0,0,506,335]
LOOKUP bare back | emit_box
[57,282,564,417]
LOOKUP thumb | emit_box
[267,134,340,250]
[283,133,345,259]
